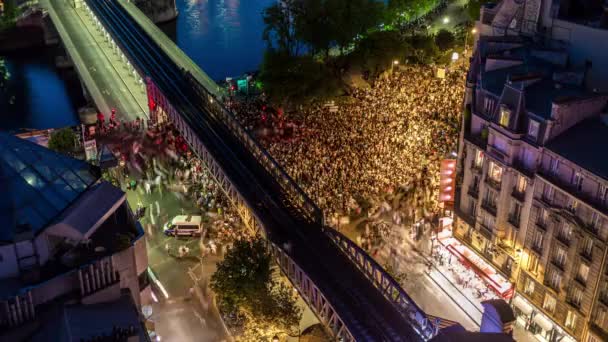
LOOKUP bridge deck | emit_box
[41,0,148,121]
[117,0,225,100]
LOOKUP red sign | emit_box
[439,159,456,204]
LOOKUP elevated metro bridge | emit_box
[80,1,461,340]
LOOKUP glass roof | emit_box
[0,133,101,242]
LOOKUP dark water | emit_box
[0,0,273,131]
[0,49,84,132]
[161,0,274,81]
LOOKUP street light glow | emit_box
[443,17,450,24]
[472,28,477,34]
[393,60,399,65]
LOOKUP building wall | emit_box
[0,244,19,279]
[547,96,608,142]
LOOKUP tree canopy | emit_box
[48,128,76,155]
[435,29,456,51]
[210,238,301,335]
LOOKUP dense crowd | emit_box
[244,66,466,226]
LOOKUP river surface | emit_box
[0,0,273,131]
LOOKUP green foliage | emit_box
[467,0,493,21]
[48,128,77,155]
[387,0,440,29]
[408,34,439,64]
[0,0,20,31]
[211,238,301,331]
[435,29,456,51]
[259,51,340,104]
[350,30,412,75]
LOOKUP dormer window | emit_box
[527,120,540,141]
[499,106,511,127]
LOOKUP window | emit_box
[573,172,584,191]
[468,199,477,217]
[595,307,607,327]
[533,230,544,251]
[528,120,540,140]
[591,212,603,232]
[550,158,560,175]
[489,162,503,183]
[538,208,548,226]
[565,310,577,330]
[554,246,567,267]
[582,236,593,258]
[484,97,495,115]
[577,263,589,284]
[481,212,496,230]
[499,106,511,127]
[524,277,535,295]
[543,184,554,202]
[484,188,498,208]
[558,222,573,243]
[569,287,583,307]
[510,202,522,224]
[471,175,480,191]
[548,268,562,290]
[543,294,556,313]
[599,184,608,205]
[474,149,484,168]
[528,253,539,273]
[516,175,527,194]
[568,198,579,214]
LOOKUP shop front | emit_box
[510,294,576,342]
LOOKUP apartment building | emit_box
[454,1,608,341]
[0,132,151,341]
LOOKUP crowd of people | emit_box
[234,65,465,227]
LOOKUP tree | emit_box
[467,0,493,21]
[211,238,301,335]
[408,34,438,64]
[263,0,301,56]
[48,128,77,155]
[259,51,340,105]
[0,0,20,31]
[435,29,455,51]
[350,30,412,75]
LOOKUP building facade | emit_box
[455,1,608,341]
[0,133,150,340]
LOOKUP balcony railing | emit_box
[538,169,608,217]
[512,159,535,178]
[470,160,483,173]
[580,249,593,262]
[556,233,571,247]
[464,132,488,150]
[481,201,497,216]
[550,258,566,272]
[508,214,521,228]
[485,176,502,191]
[599,292,608,306]
[511,188,526,202]
[574,275,587,288]
[454,204,476,227]
[531,243,543,255]
[468,185,480,198]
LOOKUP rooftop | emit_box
[546,116,608,180]
[0,132,101,243]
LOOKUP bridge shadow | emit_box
[157,19,177,43]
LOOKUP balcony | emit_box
[470,160,483,174]
[574,275,587,288]
[464,131,488,150]
[512,159,535,179]
[536,219,548,231]
[556,233,572,247]
[538,169,608,217]
[580,249,593,263]
[477,221,494,240]
[550,258,566,272]
[454,204,476,228]
[600,292,608,306]
[481,200,497,216]
[531,243,543,255]
[511,188,526,202]
[485,176,502,191]
[468,185,480,198]
[508,214,521,228]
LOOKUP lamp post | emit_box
[391,59,399,73]
[465,28,477,55]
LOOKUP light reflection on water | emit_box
[167,0,273,80]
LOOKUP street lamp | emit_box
[442,16,450,24]
[391,60,399,73]
[465,28,478,55]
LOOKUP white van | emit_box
[163,215,203,237]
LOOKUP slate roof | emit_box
[546,117,608,180]
[0,132,101,243]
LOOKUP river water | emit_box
[0,0,273,131]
